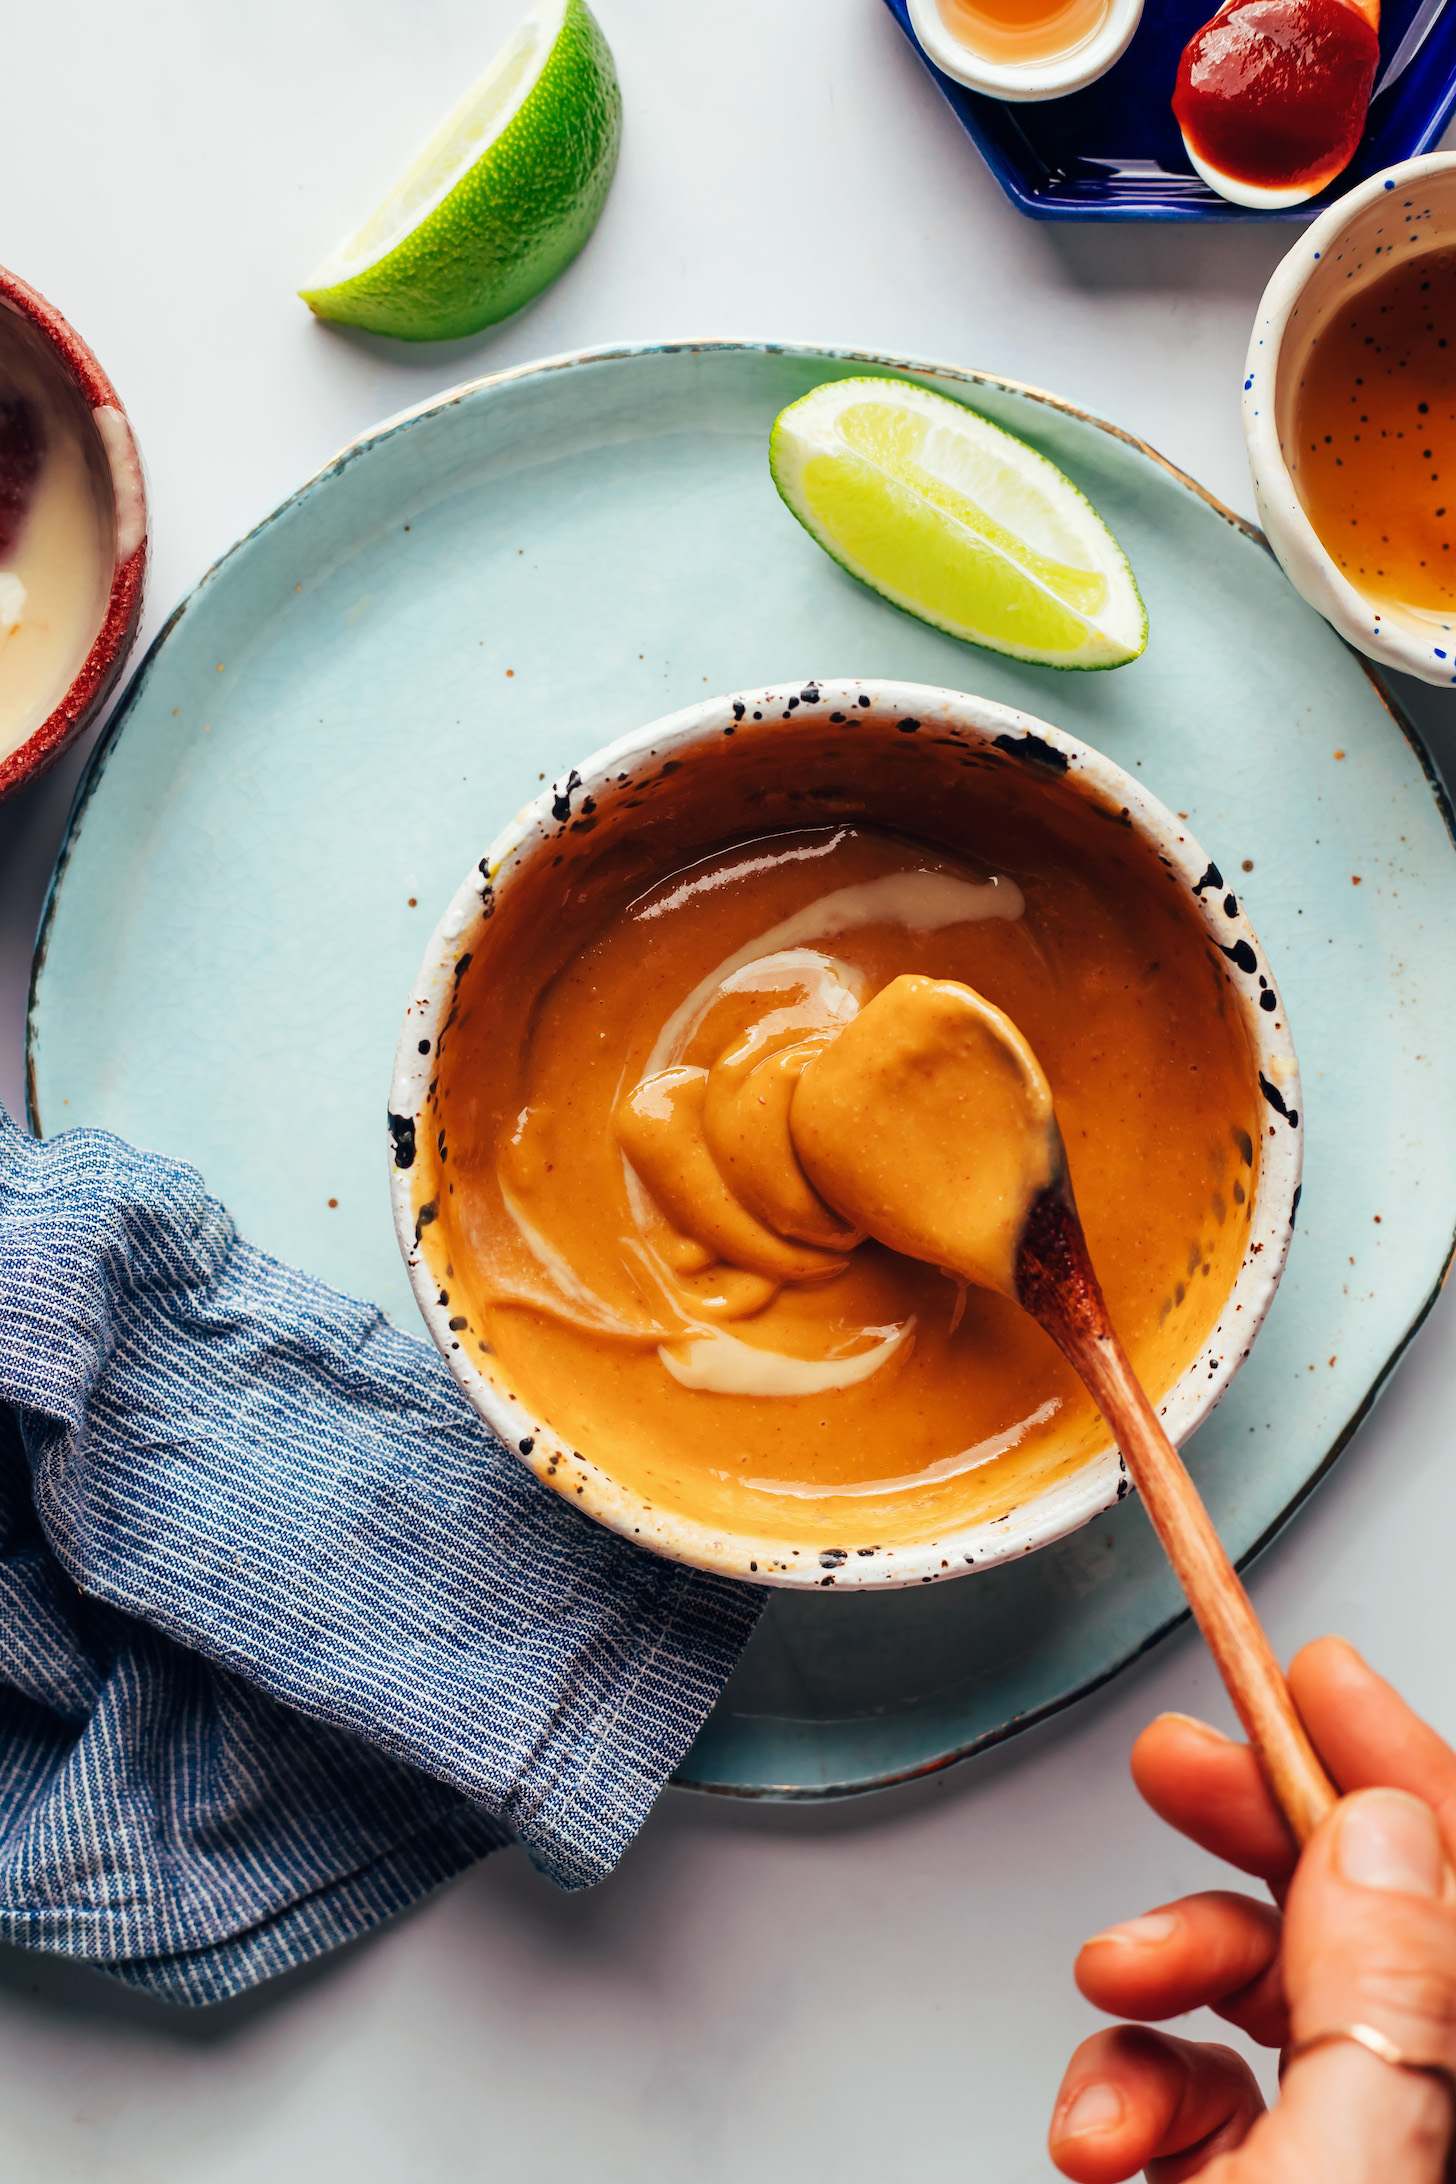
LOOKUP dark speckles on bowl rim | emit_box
[0,264,147,801]
[388,680,1303,1592]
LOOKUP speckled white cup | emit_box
[390,681,1302,1591]
[1244,152,1456,688]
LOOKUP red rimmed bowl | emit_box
[0,267,147,801]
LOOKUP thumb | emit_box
[1268,1790,1456,2181]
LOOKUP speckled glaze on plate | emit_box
[27,341,1456,1796]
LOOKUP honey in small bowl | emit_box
[935,0,1110,65]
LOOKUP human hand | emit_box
[1047,1637,1456,2182]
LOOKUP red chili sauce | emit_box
[1173,0,1379,194]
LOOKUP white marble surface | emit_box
[3,3,1456,2177]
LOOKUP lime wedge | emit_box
[769,379,1147,671]
[299,0,621,343]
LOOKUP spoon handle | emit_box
[1018,1190,1338,1847]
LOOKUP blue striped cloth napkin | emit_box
[0,1107,762,2004]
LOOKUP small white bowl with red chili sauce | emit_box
[1173,0,1382,211]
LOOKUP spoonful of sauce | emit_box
[791,973,1337,1844]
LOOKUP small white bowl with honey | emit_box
[1245,152,1456,687]
[390,682,1302,1591]
[907,0,1143,104]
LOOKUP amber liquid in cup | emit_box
[1293,245,1456,618]
[936,0,1110,64]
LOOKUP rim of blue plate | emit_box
[23,343,1456,1806]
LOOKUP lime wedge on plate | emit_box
[770,379,1147,671]
[299,0,621,342]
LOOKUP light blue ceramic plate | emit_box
[28,342,1456,1797]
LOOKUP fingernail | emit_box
[1083,1911,1180,1949]
[1336,1789,1443,1898]
[1156,1711,1232,1742]
[1055,2083,1124,2139]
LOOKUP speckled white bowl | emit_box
[906,0,1143,102]
[1244,152,1456,687]
[389,681,1302,1591]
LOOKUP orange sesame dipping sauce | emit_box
[1293,245,1456,616]
[428,761,1262,1547]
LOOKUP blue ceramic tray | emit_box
[885,0,1456,219]
[27,342,1456,1796]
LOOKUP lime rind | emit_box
[300,0,621,343]
[769,378,1148,672]
[304,14,549,292]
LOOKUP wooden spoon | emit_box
[791,973,1337,1845]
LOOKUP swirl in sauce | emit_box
[449,818,1260,1536]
